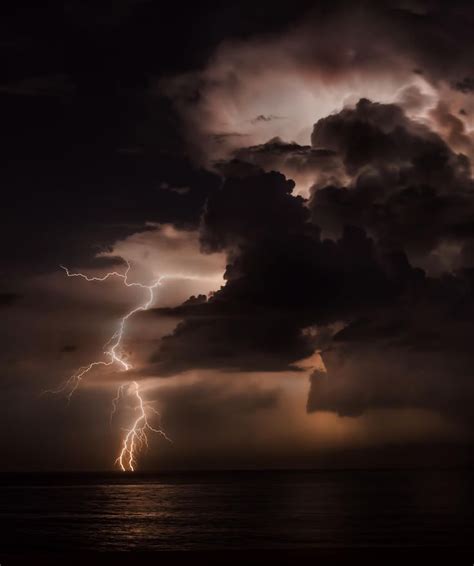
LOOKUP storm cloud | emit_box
[5,0,474,469]
[152,96,474,430]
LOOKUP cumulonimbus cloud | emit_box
[151,92,474,429]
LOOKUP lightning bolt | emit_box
[48,260,220,470]
[112,381,171,472]
[47,261,170,470]
[50,262,164,400]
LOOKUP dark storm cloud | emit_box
[307,272,474,421]
[234,140,337,170]
[5,0,474,470]
[163,1,474,173]
[311,98,469,185]
[305,101,474,421]
[381,3,474,88]
[1,0,315,279]
[5,0,474,279]
[154,169,425,375]
[1,134,221,273]
[154,314,314,375]
[361,3,474,90]
[152,96,474,426]
[0,32,222,276]
[229,139,343,188]
[310,99,474,261]
[153,171,317,373]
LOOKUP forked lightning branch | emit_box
[48,261,174,471]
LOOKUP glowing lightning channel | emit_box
[113,381,172,472]
[48,261,171,471]
[54,261,165,401]
[50,261,220,470]
[54,263,214,399]
[110,383,128,426]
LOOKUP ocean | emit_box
[0,469,473,553]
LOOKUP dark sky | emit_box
[1,0,313,272]
[2,0,474,471]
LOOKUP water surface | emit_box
[1,470,473,551]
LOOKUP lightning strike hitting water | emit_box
[112,381,171,472]
[49,261,172,470]
[49,261,221,470]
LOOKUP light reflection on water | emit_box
[1,470,473,551]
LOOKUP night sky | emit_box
[3,0,474,471]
